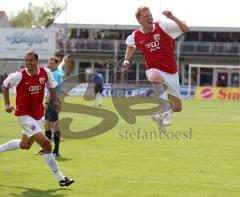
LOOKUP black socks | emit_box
[53,131,60,154]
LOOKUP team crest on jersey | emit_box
[153,34,160,41]
[39,78,45,84]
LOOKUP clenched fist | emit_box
[162,11,175,20]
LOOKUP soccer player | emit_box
[123,7,189,132]
[92,72,104,107]
[38,56,68,157]
[0,51,74,187]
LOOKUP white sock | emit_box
[43,153,64,182]
[153,83,171,112]
[93,95,97,105]
[0,140,20,153]
[98,93,103,105]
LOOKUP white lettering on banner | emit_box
[0,28,56,59]
[7,33,48,47]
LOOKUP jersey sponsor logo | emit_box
[39,78,45,84]
[29,85,42,94]
[145,41,160,52]
[145,34,161,52]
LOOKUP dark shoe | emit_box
[59,177,74,187]
[53,152,60,158]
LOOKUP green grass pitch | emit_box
[0,94,240,197]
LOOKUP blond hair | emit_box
[135,6,150,19]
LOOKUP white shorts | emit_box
[18,115,43,138]
[146,68,181,99]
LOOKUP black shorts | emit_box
[94,84,103,94]
[45,102,59,122]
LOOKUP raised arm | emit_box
[162,11,190,33]
[58,55,69,70]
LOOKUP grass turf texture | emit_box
[0,94,240,197]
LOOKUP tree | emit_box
[9,0,64,28]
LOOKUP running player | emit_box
[0,51,74,187]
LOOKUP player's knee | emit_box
[42,140,52,153]
[20,142,31,150]
[173,105,182,112]
[25,146,31,150]
[149,72,163,83]
[44,123,50,130]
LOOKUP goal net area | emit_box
[187,64,240,100]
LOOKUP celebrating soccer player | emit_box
[0,51,74,187]
[123,7,189,132]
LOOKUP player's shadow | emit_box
[0,184,70,197]
[54,156,73,162]
[34,155,73,162]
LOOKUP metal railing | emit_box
[179,41,239,55]
[56,39,240,56]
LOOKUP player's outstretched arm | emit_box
[2,85,15,113]
[58,55,69,69]
[61,89,69,96]
[162,11,190,33]
[123,46,136,71]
